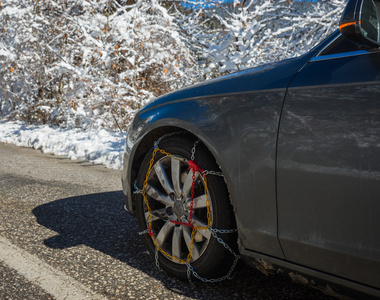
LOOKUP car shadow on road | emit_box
[32,191,334,300]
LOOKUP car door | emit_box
[277,34,380,288]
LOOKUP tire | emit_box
[135,134,237,280]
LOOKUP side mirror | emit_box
[340,0,380,48]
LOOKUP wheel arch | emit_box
[129,125,237,224]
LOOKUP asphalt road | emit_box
[0,142,338,300]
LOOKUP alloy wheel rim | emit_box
[144,155,212,263]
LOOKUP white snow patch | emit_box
[0,121,126,170]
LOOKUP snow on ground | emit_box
[0,121,126,170]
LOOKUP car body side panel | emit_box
[123,52,317,258]
[200,90,285,257]
[277,51,380,287]
[128,90,286,258]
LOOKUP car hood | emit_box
[141,53,315,113]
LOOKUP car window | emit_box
[318,34,362,56]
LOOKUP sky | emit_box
[181,0,234,9]
[181,0,317,9]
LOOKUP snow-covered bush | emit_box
[0,0,199,130]
[199,0,345,77]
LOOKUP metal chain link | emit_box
[209,227,237,234]
[187,263,193,285]
[226,254,240,279]
[210,229,238,259]
[154,131,185,149]
[155,247,161,271]
[138,229,150,236]
[202,170,224,177]
[133,180,143,194]
[186,253,240,283]
[185,228,240,283]
[191,140,199,161]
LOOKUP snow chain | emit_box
[135,133,240,283]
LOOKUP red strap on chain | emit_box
[188,160,202,173]
[148,227,154,237]
[188,160,203,227]
[170,219,194,230]
[167,160,203,230]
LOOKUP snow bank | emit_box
[0,121,126,170]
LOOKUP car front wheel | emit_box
[135,134,237,280]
